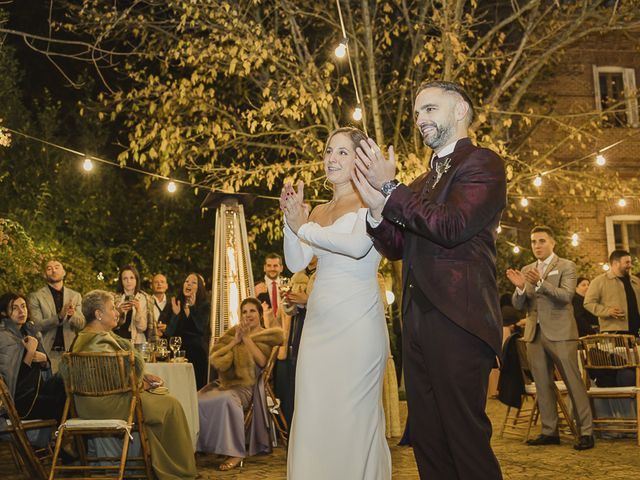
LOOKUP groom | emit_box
[352,80,505,479]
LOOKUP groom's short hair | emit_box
[416,80,475,126]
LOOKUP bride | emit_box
[281,127,392,479]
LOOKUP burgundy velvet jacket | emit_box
[367,138,507,357]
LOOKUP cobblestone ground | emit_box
[196,399,640,480]
[2,399,638,479]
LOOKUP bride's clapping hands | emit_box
[280,180,309,234]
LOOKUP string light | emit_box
[533,174,542,188]
[618,198,627,207]
[167,181,177,193]
[595,154,606,166]
[496,225,502,234]
[82,158,94,171]
[333,0,367,135]
[512,245,521,254]
[520,197,529,207]
[3,127,290,203]
[602,263,610,271]
[385,290,395,305]
[571,233,579,247]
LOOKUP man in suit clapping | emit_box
[507,226,594,451]
[28,259,84,372]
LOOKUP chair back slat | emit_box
[262,346,279,387]
[62,351,137,396]
[579,334,640,369]
[515,338,534,385]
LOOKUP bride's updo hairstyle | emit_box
[325,126,368,153]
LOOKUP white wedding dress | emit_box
[284,208,392,480]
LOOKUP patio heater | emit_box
[201,192,256,346]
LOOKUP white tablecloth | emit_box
[145,362,199,448]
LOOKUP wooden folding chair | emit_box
[0,377,56,480]
[500,338,578,441]
[578,333,640,445]
[244,346,289,447]
[49,351,153,480]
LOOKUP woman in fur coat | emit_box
[197,297,283,470]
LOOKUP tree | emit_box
[0,25,214,292]
[3,0,639,290]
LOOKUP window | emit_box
[593,66,639,127]
[606,215,640,259]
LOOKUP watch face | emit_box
[382,180,398,196]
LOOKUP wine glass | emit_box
[169,336,182,361]
[156,338,169,362]
[279,277,292,295]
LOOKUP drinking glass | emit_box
[279,277,292,295]
[169,336,182,360]
[138,342,151,362]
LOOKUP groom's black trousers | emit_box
[403,297,502,480]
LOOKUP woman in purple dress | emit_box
[197,297,283,471]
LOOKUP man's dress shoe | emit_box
[573,435,595,450]
[526,434,560,446]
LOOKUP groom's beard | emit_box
[422,121,454,150]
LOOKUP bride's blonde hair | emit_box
[325,126,367,153]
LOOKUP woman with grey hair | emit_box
[65,289,197,480]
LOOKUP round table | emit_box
[145,362,200,448]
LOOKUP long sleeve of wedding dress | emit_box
[296,209,373,259]
[283,223,314,273]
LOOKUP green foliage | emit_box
[0,218,102,293]
[0,38,213,294]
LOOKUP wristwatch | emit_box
[380,179,400,197]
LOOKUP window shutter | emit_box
[623,68,638,127]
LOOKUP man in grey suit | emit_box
[506,226,594,450]
[28,259,84,372]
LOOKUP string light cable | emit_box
[3,126,288,202]
[334,0,367,132]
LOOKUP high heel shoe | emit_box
[219,457,244,471]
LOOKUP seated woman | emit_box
[65,290,197,480]
[197,297,283,471]
[0,292,65,421]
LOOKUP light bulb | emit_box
[334,43,347,58]
[83,158,94,171]
[520,197,529,207]
[618,198,626,207]
[533,174,542,188]
[602,263,610,271]
[385,290,395,305]
[167,181,177,193]
[352,107,363,121]
[496,225,502,234]
[595,154,606,166]
[512,245,521,254]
